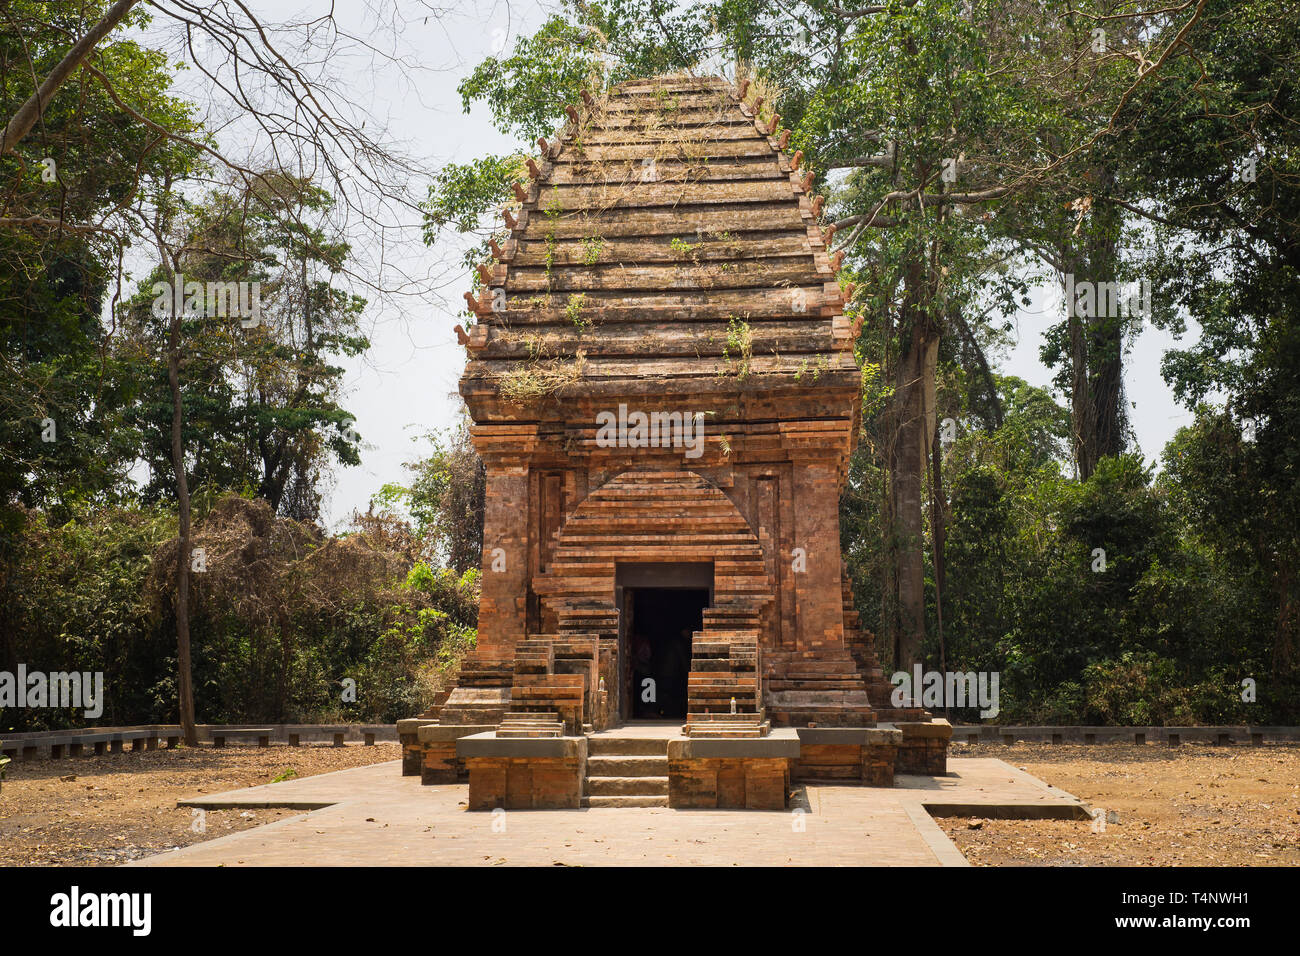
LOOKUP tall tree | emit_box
[1116,0,1300,693]
[123,175,368,520]
[0,2,200,679]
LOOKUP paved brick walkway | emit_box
[131,758,1086,867]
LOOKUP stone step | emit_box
[687,726,768,738]
[688,708,765,719]
[765,658,860,670]
[587,736,672,756]
[768,711,875,727]
[581,795,669,808]
[584,775,670,796]
[586,755,669,776]
[766,694,873,709]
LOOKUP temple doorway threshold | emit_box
[589,721,684,739]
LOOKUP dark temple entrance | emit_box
[623,587,707,720]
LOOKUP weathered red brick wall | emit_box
[668,756,789,810]
[466,756,584,809]
[421,739,466,785]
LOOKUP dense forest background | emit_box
[2,0,1297,730]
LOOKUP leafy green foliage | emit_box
[457,13,603,141]
[371,416,486,575]
[0,503,179,730]
[422,154,524,243]
[843,369,1280,724]
[0,5,202,527]
[2,494,480,730]
[116,176,369,520]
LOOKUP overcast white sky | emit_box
[145,0,1199,527]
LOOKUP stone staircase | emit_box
[582,735,670,807]
[434,659,514,726]
[840,576,928,720]
[763,647,876,727]
[842,576,891,711]
[496,712,565,738]
[415,687,454,721]
[685,603,770,737]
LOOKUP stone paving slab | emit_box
[137,758,1081,867]
[899,761,1093,820]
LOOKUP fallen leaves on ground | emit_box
[940,742,1300,866]
[0,743,399,866]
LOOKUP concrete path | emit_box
[133,757,1086,867]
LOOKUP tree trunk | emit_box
[167,310,198,747]
[1066,274,1098,479]
[890,256,939,674]
[879,445,897,672]
[1062,180,1124,480]
[1085,238,1125,463]
[1274,562,1298,678]
[930,420,948,688]
[277,612,293,722]
[0,0,141,154]
[151,181,198,747]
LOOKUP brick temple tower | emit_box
[398,74,950,809]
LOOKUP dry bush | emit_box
[145,494,478,723]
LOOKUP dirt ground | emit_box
[939,741,1300,866]
[0,742,399,866]
[4,739,1298,867]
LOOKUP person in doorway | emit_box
[632,630,653,718]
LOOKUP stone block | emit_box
[863,743,895,787]
[399,719,444,776]
[667,755,790,809]
[466,754,583,809]
[892,719,951,775]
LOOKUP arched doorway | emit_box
[533,469,771,726]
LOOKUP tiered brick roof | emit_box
[459,73,859,416]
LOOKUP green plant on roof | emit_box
[565,292,590,330]
[670,236,702,265]
[652,85,680,109]
[721,315,753,381]
[581,235,604,265]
